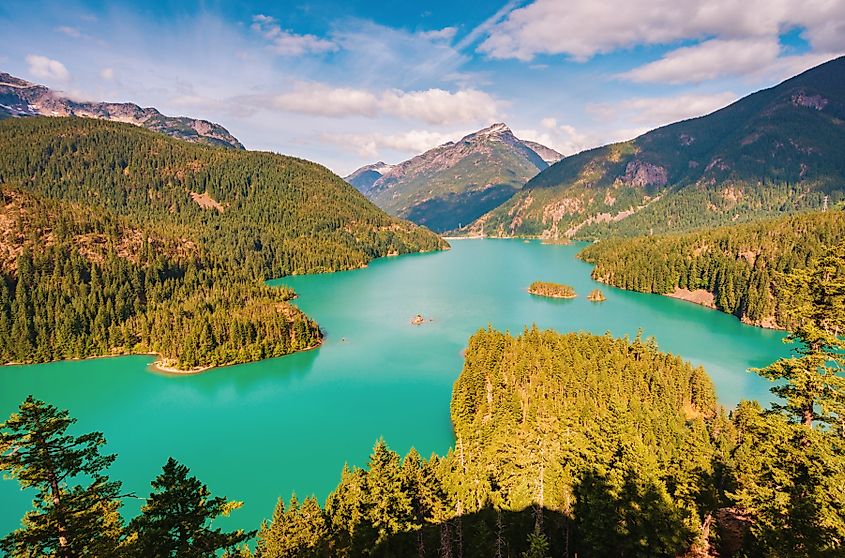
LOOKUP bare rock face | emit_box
[0,72,244,149]
[622,160,668,188]
[791,90,828,110]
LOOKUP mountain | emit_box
[523,139,564,164]
[469,56,845,240]
[0,72,244,149]
[344,123,562,232]
[0,116,445,369]
[344,161,395,195]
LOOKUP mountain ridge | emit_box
[345,123,562,232]
[468,56,845,240]
[0,71,244,149]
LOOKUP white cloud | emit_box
[540,117,557,129]
[380,88,501,125]
[418,27,458,42]
[517,123,596,156]
[619,38,844,84]
[588,92,738,127]
[479,0,845,63]
[324,129,461,159]
[25,54,70,82]
[99,67,115,80]
[271,83,502,125]
[273,83,379,117]
[620,38,781,84]
[252,14,337,56]
[56,26,82,38]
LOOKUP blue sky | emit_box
[1,0,843,175]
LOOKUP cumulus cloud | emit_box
[252,14,337,55]
[479,0,845,64]
[324,129,461,159]
[516,122,596,156]
[380,88,501,125]
[588,92,738,127]
[273,83,379,117]
[271,83,502,125]
[620,38,781,84]
[25,54,70,82]
[620,38,844,84]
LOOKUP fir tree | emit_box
[0,396,123,558]
[128,457,253,558]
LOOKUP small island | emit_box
[587,288,607,302]
[411,314,426,325]
[528,281,577,299]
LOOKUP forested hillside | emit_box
[469,56,845,240]
[579,210,845,328]
[0,117,444,369]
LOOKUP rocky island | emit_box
[587,288,607,302]
[528,281,577,299]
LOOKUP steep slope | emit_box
[345,124,560,232]
[344,161,394,196]
[0,117,445,369]
[523,140,564,164]
[0,71,244,149]
[472,56,845,239]
[578,209,845,329]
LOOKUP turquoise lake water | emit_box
[0,239,790,537]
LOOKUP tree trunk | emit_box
[49,473,72,558]
[803,404,814,428]
[37,431,74,558]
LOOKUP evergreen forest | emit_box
[2,241,843,557]
[579,210,845,328]
[0,117,444,369]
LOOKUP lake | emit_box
[0,239,790,537]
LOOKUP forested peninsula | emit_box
[0,117,445,370]
[579,210,845,328]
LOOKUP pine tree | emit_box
[129,457,253,557]
[520,526,551,558]
[364,439,413,546]
[755,241,845,428]
[0,396,123,558]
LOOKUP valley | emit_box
[0,15,844,555]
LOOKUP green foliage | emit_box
[755,240,845,429]
[127,457,253,558]
[255,495,328,558]
[265,329,722,557]
[520,526,550,558]
[579,210,845,327]
[0,396,123,558]
[478,57,845,238]
[726,402,845,557]
[0,117,445,368]
[527,281,576,298]
[0,117,444,278]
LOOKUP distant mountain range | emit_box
[345,123,562,232]
[0,72,243,149]
[468,56,845,240]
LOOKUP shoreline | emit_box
[3,341,324,376]
[148,339,324,376]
